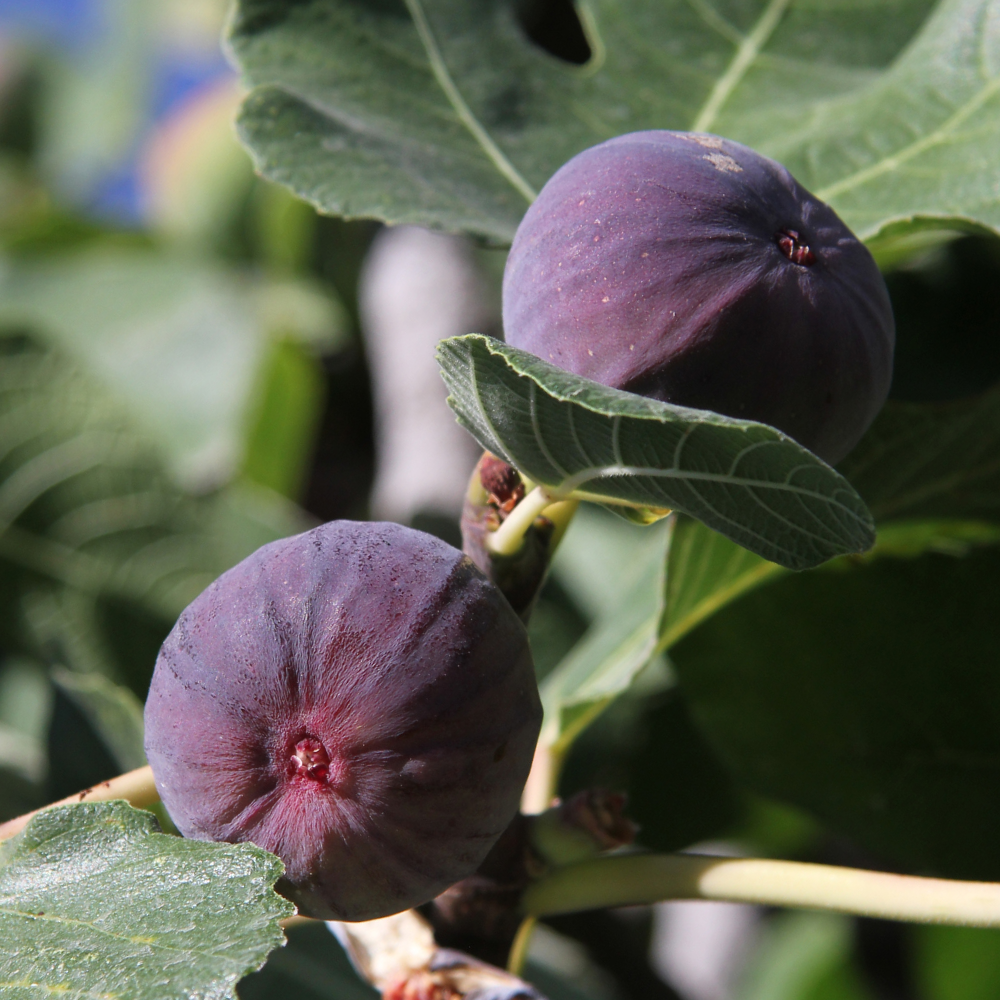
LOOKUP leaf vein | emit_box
[403,0,537,203]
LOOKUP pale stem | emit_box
[486,485,557,556]
[521,740,563,815]
[0,764,159,843]
[523,852,1000,928]
[506,916,537,976]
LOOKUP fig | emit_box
[503,130,895,464]
[144,520,541,921]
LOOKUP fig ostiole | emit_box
[503,130,895,465]
[144,520,541,922]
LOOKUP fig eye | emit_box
[776,228,816,266]
[290,737,330,782]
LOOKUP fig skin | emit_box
[144,520,541,922]
[503,130,895,464]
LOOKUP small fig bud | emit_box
[503,131,895,464]
[144,520,542,921]
[531,789,637,866]
[478,453,525,520]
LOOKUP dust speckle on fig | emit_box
[144,520,541,922]
[503,129,894,464]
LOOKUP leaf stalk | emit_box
[523,852,1000,928]
[486,485,558,557]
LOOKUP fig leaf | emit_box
[660,377,1000,651]
[671,533,1000,880]
[228,0,999,245]
[541,516,671,752]
[438,334,876,571]
[0,801,292,1000]
[841,383,1000,524]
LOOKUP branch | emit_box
[523,852,1000,927]
[0,764,158,842]
[8,768,1000,932]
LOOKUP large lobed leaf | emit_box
[540,516,671,752]
[0,801,292,1000]
[229,0,1000,244]
[671,533,1000,880]
[438,334,875,570]
[654,384,1000,878]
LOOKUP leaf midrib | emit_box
[482,367,870,526]
[403,0,538,203]
[690,0,793,132]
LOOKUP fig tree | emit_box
[503,131,895,464]
[144,520,541,921]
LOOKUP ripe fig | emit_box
[144,520,541,921]
[503,131,895,464]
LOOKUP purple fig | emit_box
[503,131,894,464]
[144,520,541,921]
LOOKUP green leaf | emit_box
[664,518,1000,653]
[0,801,292,1000]
[541,517,671,752]
[916,925,1000,1000]
[438,334,875,570]
[242,339,328,500]
[840,385,1000,523]
[549,504,656,621]
[661,515,780,650]
[229,0,998,244]
[670,534,1000,880]
[646,387,1000,874]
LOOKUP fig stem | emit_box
[486,485,558,556]
[0,764,159,843]
[506,915,537,976]
[522,852,1000,928]
[521,740,564,814]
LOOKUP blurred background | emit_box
[1,3,999,1000]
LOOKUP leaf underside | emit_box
[438,334,875,571]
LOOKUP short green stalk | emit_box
[486,485,558,556]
